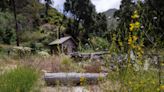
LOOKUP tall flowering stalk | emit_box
[128,0,144,64]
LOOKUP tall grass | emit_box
[0,67,39,92]
[99,68,159,92]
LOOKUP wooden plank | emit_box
[44,73,108,85]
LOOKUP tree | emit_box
[0,0,10,11]
[44,0,52,16]
[147,0,164,47]
[0,12,15,45]
[11,0,19,46]
[94,13,107,37]
[64,0,96,36]
[64,0,107,42]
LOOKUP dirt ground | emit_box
[41,85,101,92]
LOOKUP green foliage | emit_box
[141,0,164,48]
[61,55,73,66]
[44,0,53,16]
[106,68,159,92]
[13,0,65,47]
[114,0,164,49]
[0,67,39,92]
[89,36,109,51]
[93,13,108,37]
[0,0,10,12]
[64,0,107,41]
[0,12,16,44]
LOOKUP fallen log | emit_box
[44,73,108,85]
[69,51,110,59]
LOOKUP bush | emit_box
[61,55,74,72]
[0,67,39,92]
[0,12,16,45]
[89,36,109,51]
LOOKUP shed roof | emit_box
[49,36,74,45]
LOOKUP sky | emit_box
[51,0,122,13]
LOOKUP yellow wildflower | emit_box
[130,23,135,31]
[131,44,136,49]
[135,22,140,29]
[133,35,138,41]
[80,77,86,85]
[131,14,139,19]
[140,50,144,54]
[131,10,139,19]
[137,52,142,58]
[130,26,134,31]
[160,85,164,91]
[128,37,133,45]
[140,42,144,47]
[130,23,134,27]
[137,46,141,51]
[131,15,135,19]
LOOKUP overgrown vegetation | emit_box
[0,67,39,92]
[0,0,164,92]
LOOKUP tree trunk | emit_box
[45,3,49,17]
[11,0,19,46]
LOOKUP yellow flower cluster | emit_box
[136,45,144,57]
[128,9,144,58]
[128,36,132,45]
[128,36,138,45]
[129,22,140,31]
[80,77,86,85]
[131,10,140,19]
[133,35,138,41]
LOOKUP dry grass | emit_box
[16,55,84,73]
[99,80,121,92]
[83,61,102,73]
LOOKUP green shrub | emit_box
[0,67,39,92]
[89,36,109,51]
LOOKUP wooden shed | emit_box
[49,36,77,54]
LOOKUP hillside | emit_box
[0,0,67,51]
[104,8,117,17]
[103,9,118,31]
